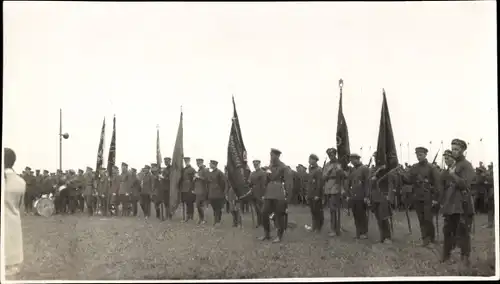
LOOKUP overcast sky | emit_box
[3,1,497,172]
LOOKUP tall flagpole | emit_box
[407,142,410,164]
[440,140,444,168]
[399,143,403,164]
[429,141,432,158]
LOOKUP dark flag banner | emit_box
[375,89,398,171]
[227,96,252,200]
[336,80,351,170]
[107,115,116,179]
[169,111,184,215]
[95,117,106,180]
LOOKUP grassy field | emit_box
[7,206,497,280]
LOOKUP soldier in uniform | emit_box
[297,164,309,206]
[76,169,86,212]
[130,168,141,217]
[181,157,196,222]
[346,153,370,239]
[22,167,35,214]
[322,148,346,237]
[484,164,494,228]
[96,168,110,216]
[259,148,288,243]
[109,166,121,216]
[194,158,209,224]
[162,157,172,220]
[439,140,475,272]
[306,154,324,233]
[66,170,80,214]
[151,163,163,220]
[225,165,242,227]
[401,147,441,246]
[207,160,227,226]
[248,160,267,228]
[140,165,153,218]
[117,162,132,216]
[83,167,97,216]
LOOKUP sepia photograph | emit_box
[2,1,498,281]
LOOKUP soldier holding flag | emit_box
[323,148,345,237]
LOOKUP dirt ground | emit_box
[7,206,497,280]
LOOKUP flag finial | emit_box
[339,78,343,90]
[180,105,183,112]
[156,124,159,129]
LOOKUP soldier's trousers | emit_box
[152,195,163,219]
[326,194,342,235]
[85,195,97,216]
[24,193,35,213]
[140,194,151,217]
[118,194,132,216]
[414,200,435,242]
[97,195,108,215]
[131,197,139,216]
[181,192,195,220]
[308,197,324,231]
[209,198,224,223]
[351,199,368,237]
[262,199,287,237]
[372,201,392,242]
[443,214,473,259]
[253,198,264,227]
[195,200,206,221]
[487,196,494,226]
[77,194,85,212]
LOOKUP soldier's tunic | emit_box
[76,174,86,212]
[370,167,393,242]
[130,174,141,217]
[83,172,97,216]
[307,165,324,232]
[347,164,370,237]
[194,166,209,222]
[402,160,441,244]
[248,168,267,227]
[297,169,309,205]
[207,168,227,224]
[67,176,80,214]
[262,160,288,239]
[322,160,345,236]
[22,174,36,213]
[118,172,133,216]
[152,173,163,219]
[97,174,110,216]
[109,175,121,215]
[225,172,241,227]
[140,173,154,218]
[181,165,196,220]
[439,156,475,261]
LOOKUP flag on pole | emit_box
[95,117,106,180]
[227,96,252,200]
[375,89,398,170]
[169,111,184,215]
[336,79,350,170]
[156,126,162,172]
[107,115,116,179]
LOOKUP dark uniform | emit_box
[22,167,35,214]
[306,154,324,232]
[109,167,121,216]
[248,160,267,227]
[83,167,97,216]
[67,172,81,214]
[323,148,346,237]
[259,148,289,243]
[207,160,226,225]
[226,166,241,227]
[194,159,209,224]
[76,169,86,212]
[439,141,475,269]
[347,154,370,239]
[180,157,196,222]
[162,158,172,219]
[401,147,441,246]
[296,165,309,205]
[151,164,163,219]
[140,166,153,218]
[130,168,141,217]
[118,163,133,216]
[96,169,110,216]
[369,164,394,243]
[485,167,494,228]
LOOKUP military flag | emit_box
[156,126,162,172]
[227,96,252,200]
[375,89,398,170]
[336,79,350,170]
[107,115,116,179]
[95,117,106,180]
[169,111,184,215]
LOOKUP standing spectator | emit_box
[3,148,26,277]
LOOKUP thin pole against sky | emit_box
[59,108,62,171]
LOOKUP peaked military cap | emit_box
[210,160,218,165]
[415,147,428,154]
[164,157,171,161]
[297,164,305,169]
[253,160,261,164]
[86,167,92,171]
[326,148,337,155]
[121,162,128,167]
[113,165,119,169]
[151,163,158,167]
[43,169,49,173]
[350,153,361,159]
[78,169,84,173]
[131,168,137,172]
[144,165,151,170]
[451,138,467,150]
[309,154,319,161]
[270,148,282,156]
[196,158,204,162]
[443,149,453,157]
[36,169,40,172]
[25,166,31,171]
[184,157,191,160]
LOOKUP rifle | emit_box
[432,149,441,165]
